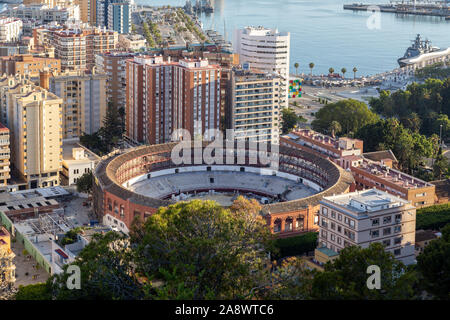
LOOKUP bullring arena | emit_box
[92,142,354,237]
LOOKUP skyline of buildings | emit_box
[0,3,446,297]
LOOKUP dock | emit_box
[344,2,450,18]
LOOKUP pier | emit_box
[344,1,450,18]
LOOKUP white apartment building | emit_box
[319,188,416,265]
[0,18,23,43]
[5,4,80,25]
[234,26,290,109]
[228,68,281,144]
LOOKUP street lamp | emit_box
[440,124,443,148]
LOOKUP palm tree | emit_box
[341,67,347,79]
[309,62,315,77]
[328,67,334,75]
[330,121,342,138]
[294,62,299,76]
[353,67,358,79]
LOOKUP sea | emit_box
[135,0,450,76]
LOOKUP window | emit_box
[382,239,391,247]
[322,207,328,216]
[330,222,335,230]
[349,219,355,229]
[371,230,379,238]
[344,229,355,240]
[383,228,391,236]
[394,225,402,233]
[394,248,401,256]
[394,237,402,245]
[321,230,327,238]
[321,218,328,228]
[331,211,336,219]
[337,237,341,244]
[395,214,401,223]
[344,217,349,224]
[372,218,379,226]
[337,225,342,233]
[416,192,426,197]
[383,216,392,224]
[331,234,335,241]
[338,213,342,221]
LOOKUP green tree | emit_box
[309,62,315,77]
[294,62,299,76]
[312,99,379,135]
[341,67,347,79]
[281,107,304,134]
[310,243,418,299]
[328,67,334,75]
[433,148,449,180]
[416,224,450,299]
[15,283,52,300]
[76,171,93,194]
[100,102,123,151]
[49,232,143,300]
[352,67,358,79]
[131,199,273,299]
[329,120,342,138]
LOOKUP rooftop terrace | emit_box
[355,158,433,189]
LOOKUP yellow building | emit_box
[40,68,107,138]
[0,226,15,289]
[0,123,10,188]
[302,247,339,272]
[11,85,63,188]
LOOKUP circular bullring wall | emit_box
[92,142,354,234]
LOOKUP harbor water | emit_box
[135,0,450,76]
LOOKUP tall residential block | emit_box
[319,188,416,265]
[107,2,131,34]
[41,69,107,138]
[235,26,290,109]
[0,54,61,78]
[75,0,97,25]
[0,123,10,188]
[36,24,118,71]
[97,0,131,34]
[95,51,135,110]
[126,56,221,144]
[0,18,23,43]
[10,85,63,188]
[227,68,281,144]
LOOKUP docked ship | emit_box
[398,34,450,68]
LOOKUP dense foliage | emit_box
[415,63,450,80]
[356,118,438,173]
[281,107,307,134]
[369,78,450,139]
[80,102,124,155]
[273,232,318,259]
[416,203,450,230]
[75,171,93,194]
[311,99,379,136]
[416,224,450,299]
[15,283,52,300]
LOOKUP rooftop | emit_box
[316,246,339,257]
[415,229,439,243]
[62,139,100,164]
[284,129,362,152]
[323,188,410,213]
[354,158,433,189]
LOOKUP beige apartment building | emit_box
[95,51,135,110]
[227,68,282,144]
[319,188,416,265]
[35,24,117,71]
[40,69,107,138]
[11,85,63,188]
[0,123,10,188]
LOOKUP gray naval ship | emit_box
[398,34,446,67]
